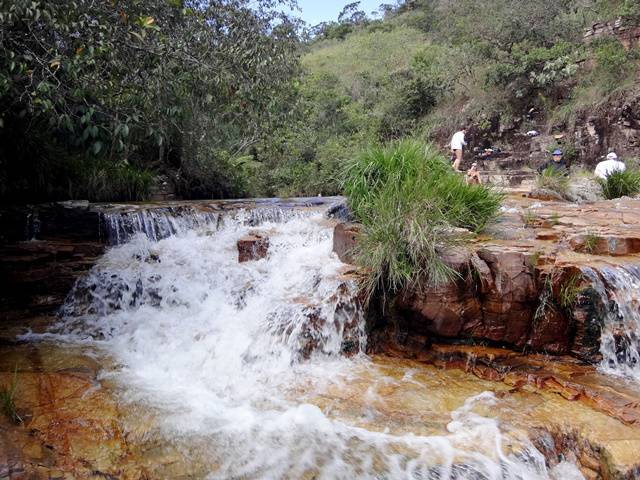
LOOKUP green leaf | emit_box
[92,141,103,155]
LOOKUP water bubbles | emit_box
[33,207,585,479]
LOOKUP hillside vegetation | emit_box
[1,0,639,202]
[283,0,640,196]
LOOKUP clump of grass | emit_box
[343,139,503,301]
[559,274,582,310]
[534,274,555,321]
[529,250,543,269]
[550,212,560,226]
[583,232,600,254]
[598,169,640,200]
[536,167,570,197]
[1,366,22,424]
[521,209,539,228]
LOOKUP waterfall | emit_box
[25,204,585,479]
[102,204,317,245]
[589,265,640,383]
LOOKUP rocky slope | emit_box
[335,195,640,360]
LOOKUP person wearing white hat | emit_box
[595,152,626,179]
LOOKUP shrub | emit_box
[71,161,154,202]
[343,139,503,300]
[599,169,640,199]
[536,167,570,197]
[593,39,633,88]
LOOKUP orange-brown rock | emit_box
[237,233,269,263]
[333,222,360,264]
[569,233,640,256]
[383,343,640,427]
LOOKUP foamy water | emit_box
[28,209,584,479]
[588,265,640,383]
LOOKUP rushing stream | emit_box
[28,205,586,479]
[584,265,640,383]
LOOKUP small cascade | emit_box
[102,206,219,244]
[59,211,362,361]
[582,265,640,382]
[26,203,585,478]
[102,204,317,245]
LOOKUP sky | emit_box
[286,0,385,26]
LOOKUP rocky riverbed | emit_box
[1,195,640,478]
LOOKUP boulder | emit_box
[565,176,604,203]
[237,234,269,263]
[333,223,360,264]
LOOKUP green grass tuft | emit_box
[536,167,570,197]
[559,274,582,310]
[521,209,539,228]
[343,139,503,301]
[583,232,600,254]
[1,366,22,424]
[598,169,640,200]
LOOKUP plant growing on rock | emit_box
[521,209,539,228]
[343,139,503,301]
[583,232,600,254]
[559,274,582,310]
[536,167,570,198]
[1,366,22,424]
[599,169,640,200]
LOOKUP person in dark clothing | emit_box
[537,149,568,175]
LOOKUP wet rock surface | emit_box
[337,195,640,362]
[332,222,360,264]
[2,195,640,477]
[2,321,640,479]
[237,232,270,262]
[0,240,105,320]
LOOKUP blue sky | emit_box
[286,0,384,26]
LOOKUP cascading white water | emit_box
[585,265,640,383]
[29,206,584,479]
[102,204,314,245]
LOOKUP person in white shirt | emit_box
[450,128,467,172]
[594,152,626,179]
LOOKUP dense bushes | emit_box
[0,0,299,203]
[292,0,640,195]
[2,0,639,203]
[344,140,503,299]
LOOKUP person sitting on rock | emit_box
[466,162,482,185]
[450,127,467,172]
[594,152,626,180]
[537,149,568,175]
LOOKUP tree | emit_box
[0,0,301,202]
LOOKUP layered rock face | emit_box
[334,195,640,362]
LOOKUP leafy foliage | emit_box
[599,169,640,199]
[0,0,300,202]
[1,0,639,202]
[344,140,503,300]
